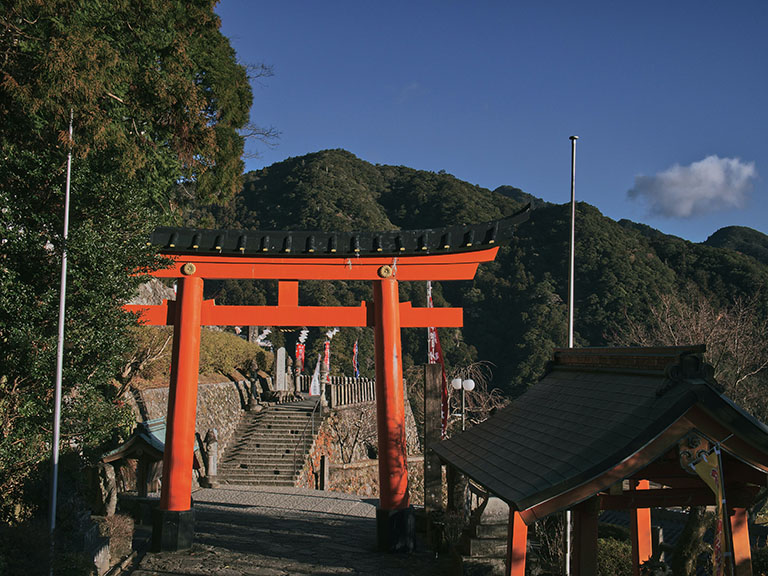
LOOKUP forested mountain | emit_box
[705,226,768,267]
[194,149,768,394]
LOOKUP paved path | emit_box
[130,486,456,575]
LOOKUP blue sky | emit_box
[216,1,767,242]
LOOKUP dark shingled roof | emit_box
[432,346,768,516]
[149,206,530,257]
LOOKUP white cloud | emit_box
[627,155,757,218]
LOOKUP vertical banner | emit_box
[427,281,449,438]
[693,447,731,576]
[323,340,331,383]
[295,342,305,373]
[310,354,321,396]
[353,339,360,378]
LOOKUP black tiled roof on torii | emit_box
[149,205,530,257]
[432,346,768,517]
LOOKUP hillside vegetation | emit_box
[193,149,768,396]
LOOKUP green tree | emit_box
[0,0,253,525]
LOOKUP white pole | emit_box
[565,134,578,576]
[49,110,73,556]
[567,135,578,349]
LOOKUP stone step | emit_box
[223,451,307,460]
[220,472,299,482]
[218,400,321,487]
[221,459,302,469]
[220,467,299,475]
[229,439,312,449]
[461,557,506,576]
[459,535,507,558]
[223,447,310,457]
[221,478,296,487]
[470,523,509,539]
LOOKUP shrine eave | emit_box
[149,205,530,258]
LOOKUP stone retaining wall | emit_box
[298,397,423,503]
[133,379,249,466]
[328,456,425,505]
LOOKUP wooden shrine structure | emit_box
[433,346,768,575]
[125,207,530,551]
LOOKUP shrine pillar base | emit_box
[376,507,415,552]
[153,275,203,551]
[373,275,410,550]
[151,508,195,552]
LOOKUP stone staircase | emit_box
[218,397,321,487]
[459,496,510,576]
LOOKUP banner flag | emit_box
[323,340,331,383]
[692,446,731,576]
[353,339,360,378]
[427,281,449,439]
[295,342,305,373]
[310,354,321,396]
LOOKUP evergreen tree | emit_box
[0,0,253,523]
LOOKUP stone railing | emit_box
[295,374,376,408]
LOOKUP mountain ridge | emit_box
[193,149,768,392]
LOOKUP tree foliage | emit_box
[0,0,253,524]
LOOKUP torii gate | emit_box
[126,207,529,551]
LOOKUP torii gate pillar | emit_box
[373,275,410,548]
[152,276,203,551]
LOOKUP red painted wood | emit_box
[731,507,753,576]
[125,299,463,328]
[373,277,409,510]
[630,480,652,576]
[143,248,498,281]
[278,281,299,307]
[505,510,528,576]
[159,276,203,512]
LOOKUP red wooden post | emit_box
[152,275,203,551]
[571,498,599,576]
[505,510,528,576]
[373,275,408,510]
[730,507,753,576]
[630,479,653,575]
[373,274,411,550]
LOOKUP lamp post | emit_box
[451,377,475,431]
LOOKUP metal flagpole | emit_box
[565,134,578,575]
[567,135,578,349]
[49,110,73,567]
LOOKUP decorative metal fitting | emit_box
[377,265,393,278]
[181,262,197,276]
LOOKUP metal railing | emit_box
[292,397,321,478]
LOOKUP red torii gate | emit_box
[126,210,529,551]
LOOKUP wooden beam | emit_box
[278,281,299,307]
[600,484,760,510]
[126,299,464,328]
[143,249,499,281]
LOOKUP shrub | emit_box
[597,537,633,576]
